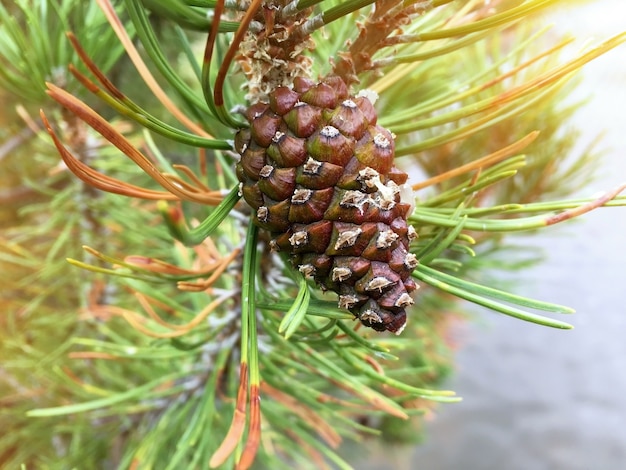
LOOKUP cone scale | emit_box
[236,77,417,334]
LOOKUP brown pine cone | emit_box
[235,76,418,334]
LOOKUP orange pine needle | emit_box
[325,375,408,420]
[236,384,261,470]
[284,429,331,470]
[177,248,241,291]
[172,164,213,192]
[203,0,224,72]
[214,0,263,108]
[135,292,231,333]
[545,183,626,226]
[95,0,214,138]
[41,111,179,200]
[44,87,190,194]
[44,87,223,205]
[361,354,386,376]
[68,352,120,360]
[161,174,224,205]
[66,33,125,100]
[62,366,86,387]
[210,364,249,468]
[16,104,42,134]
[261,382,342,448]
[85,301,223,339]
[411,131,540,191]
[122,256,201,275]
[479,37,575,92]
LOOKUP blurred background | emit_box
[1,2,624,469]
[359,2,626,468]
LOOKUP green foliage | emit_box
[1,1,625,469]
[0,0,126,106]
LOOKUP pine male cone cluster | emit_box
[235,76,418,334]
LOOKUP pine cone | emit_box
[235,77,418,334]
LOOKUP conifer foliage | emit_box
[1,1,625,469]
